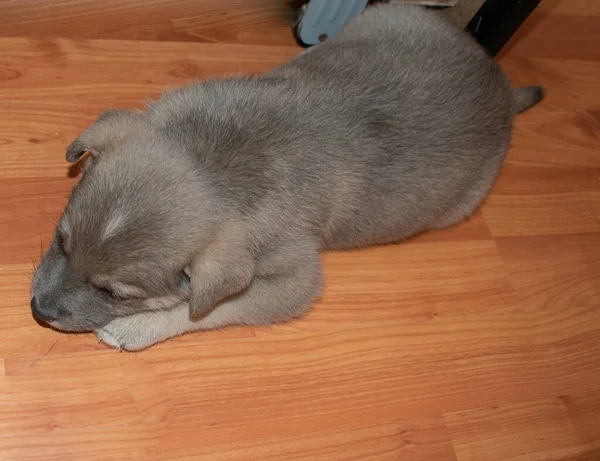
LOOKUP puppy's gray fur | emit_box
[31,5,544,350]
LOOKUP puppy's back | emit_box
[149,4,533,250]
[263,5,515,246]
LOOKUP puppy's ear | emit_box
[187,222,255,319]
[66,109,139,163]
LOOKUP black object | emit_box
[291,0,541,56]
[466,0,542,56]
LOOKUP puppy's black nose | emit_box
[30,297,56,323]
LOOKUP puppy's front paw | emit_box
[96,316,160,352]
[96,328,124,351]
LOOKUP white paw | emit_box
[96,328,123,351]
[96,304,193,351]
[96,317,159,352]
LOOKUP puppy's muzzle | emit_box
[30,296,57,323]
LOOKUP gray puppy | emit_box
[31,4,543,350]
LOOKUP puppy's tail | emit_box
[513,86,545,115]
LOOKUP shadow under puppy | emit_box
[31,4,544,351]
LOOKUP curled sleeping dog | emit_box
[30,4,544,351]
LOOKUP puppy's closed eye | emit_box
[56,217,72,255]
[94,285,122,300]
[181,270,191,288]
[92,280,147,300]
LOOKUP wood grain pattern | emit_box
[445,399,600,461]
[0,0,297,45]
[0,2,599,460]
[501,0,600,61]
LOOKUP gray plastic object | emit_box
[296,0,370,46]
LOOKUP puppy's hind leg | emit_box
[97,241,322,351]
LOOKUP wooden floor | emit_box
[1,1,599,460]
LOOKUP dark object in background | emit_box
[466,0,542,56]
[291,0,541,55]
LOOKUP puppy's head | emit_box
[30,108,225,331]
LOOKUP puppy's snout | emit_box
[30,296,57,323]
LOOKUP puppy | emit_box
[31,4,544,350]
